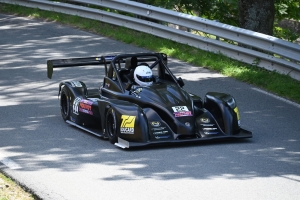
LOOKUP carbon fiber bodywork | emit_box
[47,53,252,148]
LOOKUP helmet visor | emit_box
[136,75,153,82]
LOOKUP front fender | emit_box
[204,92,240,135]
[98,99,148,142]
[58,81,88,123]
[58,80,87,98]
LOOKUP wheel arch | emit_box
[58,81,87,99]
[58,81,89,123]
[204,92,240,135]
[98,99,149,143]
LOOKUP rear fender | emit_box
[204,92,240,135]
[98,99,148,142]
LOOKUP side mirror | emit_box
[177,77,185,87]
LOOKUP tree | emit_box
[141,0,298,39]
[143,0,213,16]
[239,0,275,35]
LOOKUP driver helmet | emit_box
[134,65,153,86]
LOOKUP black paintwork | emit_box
[47,52,252,148]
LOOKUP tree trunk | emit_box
[239,0,275,35]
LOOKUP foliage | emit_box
[144,0,300,41]
[144,0,237,24]
[145,0,299,20]
[274,26,299,41]
[144,0,213,15]
[275,0,300,20]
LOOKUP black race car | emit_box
[47,52,252,148]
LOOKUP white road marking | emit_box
[252,88,300,109]
[0,157,22,170]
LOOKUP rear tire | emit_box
[60,86,70,121]
[106,108,118,144]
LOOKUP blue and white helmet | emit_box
[134,65,153,86]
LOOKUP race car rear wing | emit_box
[47,53,169,80]
[47,56,114,79]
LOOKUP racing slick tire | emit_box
[60,86,71,121]
[106,108,118,144]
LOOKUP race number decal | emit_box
[172,106,189,112]
[120,115,136,134]
[172,106,192,117]
[73,97,81,115]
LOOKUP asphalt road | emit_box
[0,13,300,200]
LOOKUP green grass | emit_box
[0,172,35,200]
[1,3,300,103]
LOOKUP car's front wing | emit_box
[115,128,252,148]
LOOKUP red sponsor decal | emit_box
[80,102,92,111]
[174,111,192,117]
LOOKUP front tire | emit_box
[106,108,118,144]
[60,86,70,121]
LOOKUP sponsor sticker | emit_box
[80,100,93,115]
[151,121,161,127]
[81,99,93,105]
[73,98,94,115]
[172,106,192,117]
[70,81,82,87]
[153,131,169,135]
[80,102,92,111]
[174,111,192,117]
[151,127,166,131]
[200,118,210,123]
[120,115,136,134]
[172,106,189,112]
[201,124,215,127]
[79,108,93,115]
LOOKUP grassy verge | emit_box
[0,3,300,103]
[0,172,35,200]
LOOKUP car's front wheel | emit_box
[60,86,70,121]
[106,108,118,144]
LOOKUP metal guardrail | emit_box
[1,0,300,80]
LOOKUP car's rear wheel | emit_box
[106,108,118,144]
[60,86,70,121]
